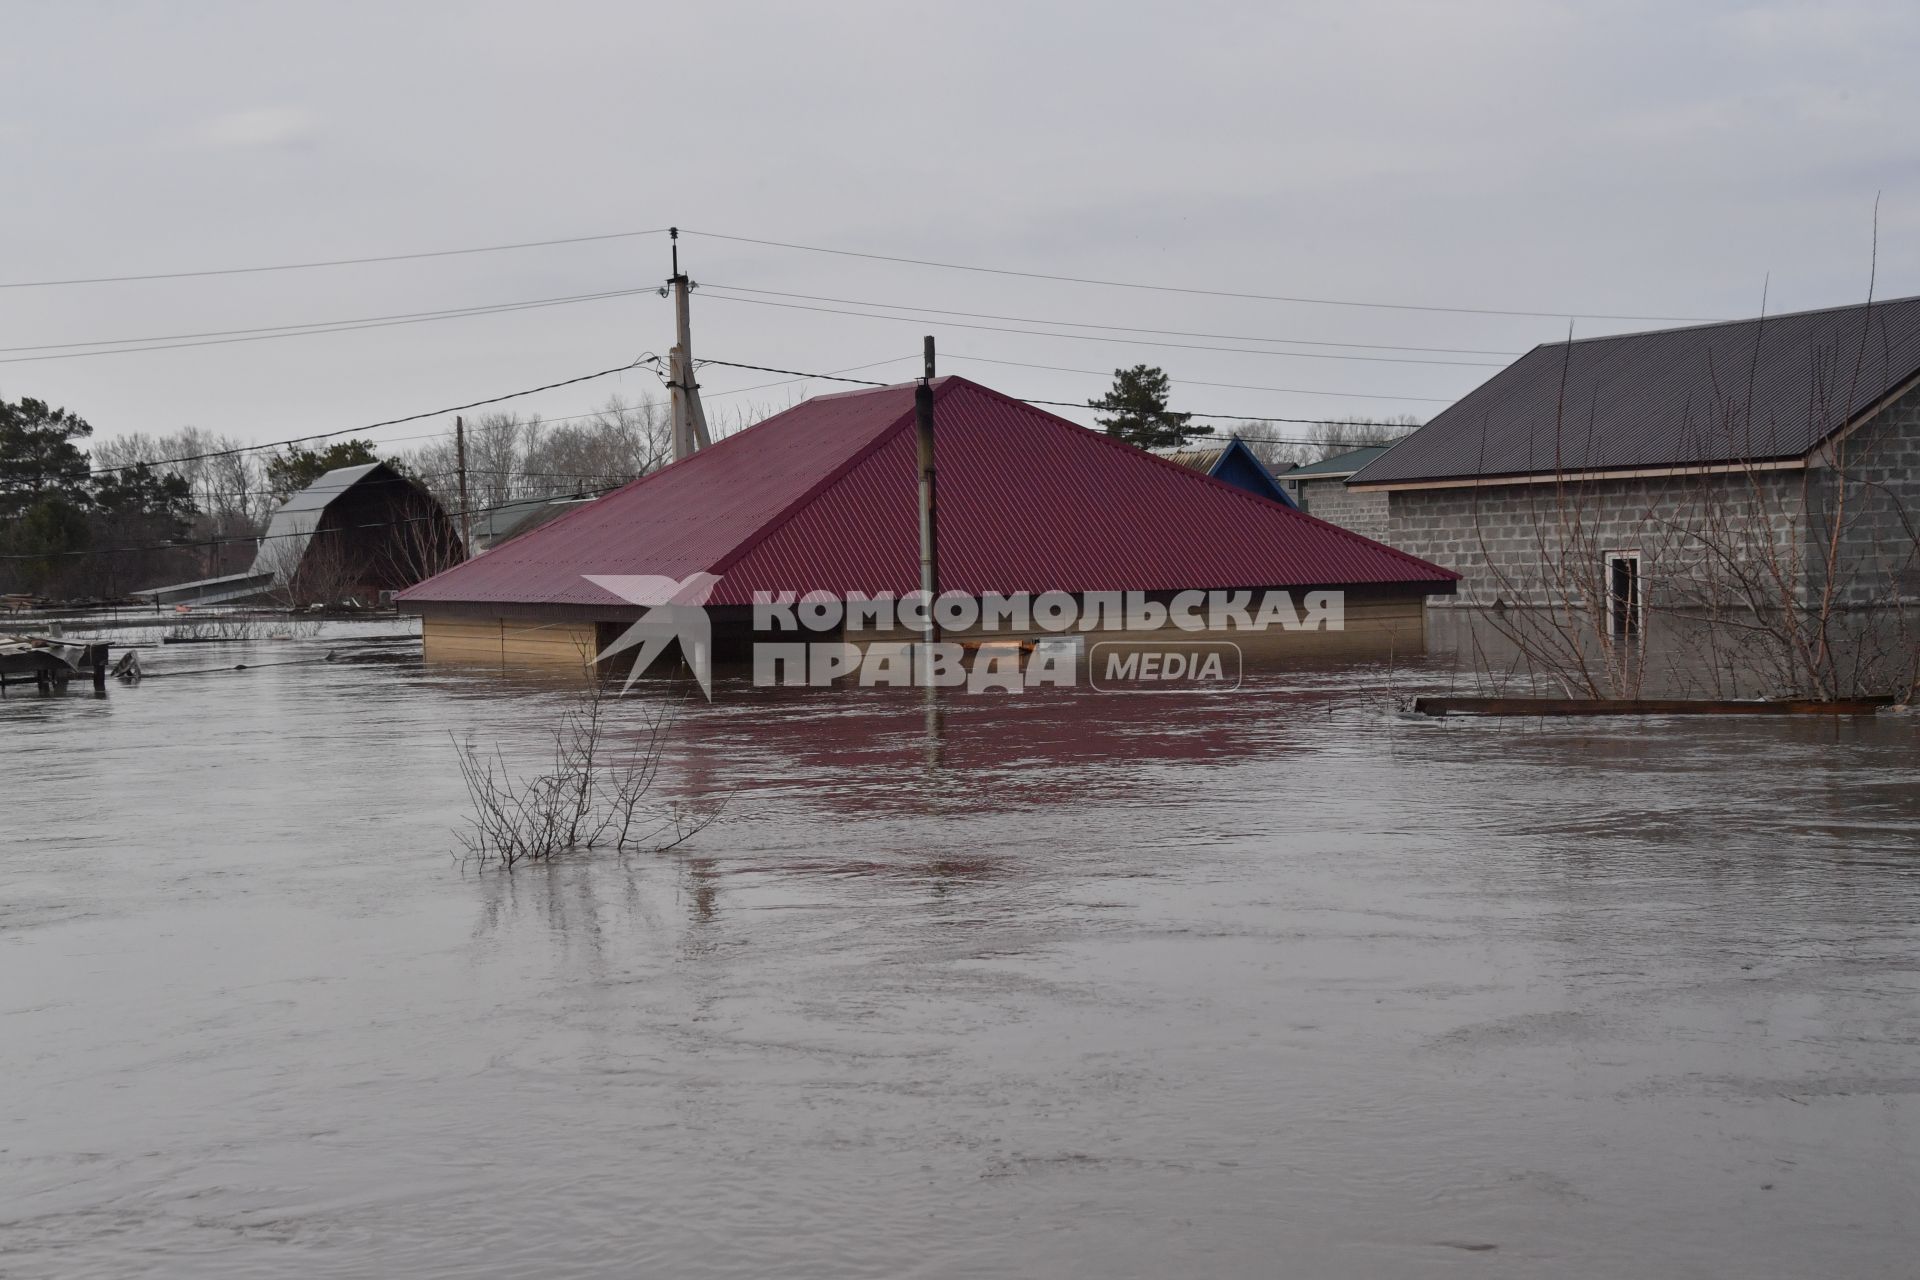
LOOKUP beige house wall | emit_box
[857,593,1428,661]
[422,615,599,668]
[419,592,1433,676]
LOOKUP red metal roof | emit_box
[398,378,1456,609]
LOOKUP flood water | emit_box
[3,625,1917,1278]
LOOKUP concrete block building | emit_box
[1346,297,1920,628]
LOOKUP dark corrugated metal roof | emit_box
[398,378,1455,610]
[1350,295,1920,486]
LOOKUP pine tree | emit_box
[1088,365,1201,450]
[264,439,388,501]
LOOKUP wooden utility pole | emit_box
[455,415,472,560]
[666,227,712,463]
[915,335,940,680]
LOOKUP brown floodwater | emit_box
[2,624,1917,1278]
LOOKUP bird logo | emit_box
[584,572,722,698]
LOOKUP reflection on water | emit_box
[2,630,1917,1278]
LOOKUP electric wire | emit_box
[692,357,1420,429]
[0,485,626,561]
[81,358,655,474]
[31,346,1411,564]
[695,290,1509,368]
[682,228,1721,323]
[0,229,670,290]
[937,352,1453,403]
[20,350,1399,562]
[77,355,909,489]
[700,283,1526,357]
[0,286,662,361]
[0,221,1716,322]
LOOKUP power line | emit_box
[0,285,659,362]
[696,290,1509,368]
[29,354,1409,562]
[683,228,1721,323]
[89,424,463,471]
[700,282,1525,357]
[0,485,625,561]
[695,354,921,400]
[84,356,908,481]
[0,228,669,290]
[92,469,647,502]
[1,220,1717,322]
[696,355,1415,429]
[1021,397,1403,430]
[82,358,656,475]
[88,349,1412,485]
[694,358,892,386]
[939,352,1453,403]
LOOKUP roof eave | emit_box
[1349,455,1809,492]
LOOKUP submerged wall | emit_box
[858,593,1427,661]
[422,615,599,668]
[418,590,1435,676]
[1378,470,1806,609]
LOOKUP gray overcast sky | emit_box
[2,0,1916,452]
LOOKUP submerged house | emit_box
[398,377,1456,671]
[251,462,461,604]
[1347,297,1920,635]
[1158,436,1296,506]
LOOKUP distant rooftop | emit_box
[1280,445,1394,480]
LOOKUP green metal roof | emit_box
[1279,445,1393,479]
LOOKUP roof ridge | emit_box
[1556,292,1920,348]
[707,389,922,576]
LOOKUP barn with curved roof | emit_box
[254,461,462,605]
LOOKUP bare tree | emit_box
[398,395,678,515]
[520,396,672,499]
[1226,415,1420,470]
[259,530,358,608]
[371,491,466,588]
[452,671,728,870]
[93,427,271,576]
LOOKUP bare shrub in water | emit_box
[164,613,263,642]
[452,674,726,870]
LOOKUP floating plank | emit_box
[1413,695,1893,717]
